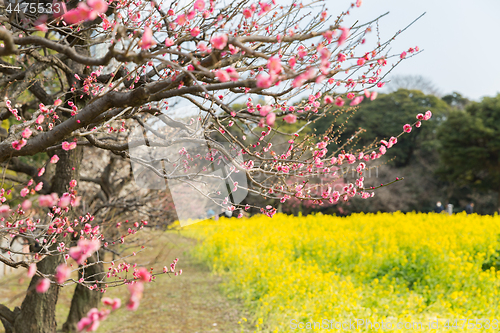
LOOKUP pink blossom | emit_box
[36,114,44,124]
[292,74,306,88]
[416,121,422,128]
[416,113,424,120]
[36,278,51,293]
[27,263,36,277]
[323,30,334,43]
[260,105,272,116]
[225,67,239,81]
[71,196,82,207]
[335,97,345,106]
[87,0,107,14]
[34,15,48,32]
[35,23,49,32]
[267,56,282,74]
[22,127,32,139]
[0,205,10,217]
[338,27,350,46]
[243,8,253,18]
[176,14,187,26]
[102,297,122,311]
[356,0,362,7]
[266,113,276,126]
[50,155,59,163]
[77,308,105,332]
[184,10,194,20]
[297,46,307,59]
[215,70,230,82]
[190,27,200,37]
[55,264,71,284]
[197,42,208,52]
[139,27,156,49]
[127,282,144,311]
[370,91,378,101]
[403,124,412,133]
[164,38,174,47]
[256,73,272,88]
[12,139,26,150]
[77,317,93,332]
[135,267,151,282]
[20,188,29,197]
[284,114,297,124]
[350,96,364,106]
[424,110,432,120]
[324,95,334,104]
[39,193,59,207]
[69,239,101,265]
[58,193,71,208]
[194,0,205,11]
[288,57,296,68]
[400,51,407,59]
[62,8,87,24]
[258,2,271,15]
[210,34,228,50]
[22,199,32,211]
[38,167,45,176]
[62,141,77,151]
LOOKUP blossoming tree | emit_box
[0,0,430,331]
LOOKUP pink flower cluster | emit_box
[134,267,151,282]
[210,34,228,50]
[69,239,101,265]
[403,110,432,133]
[139,27,156,50]
[36,278,51,293]
[77,307,110,332]
[63,0,108,24]
[215,67,239,82]
[62,141,77,151]
[55,264,72,284]
[126,281,144,311]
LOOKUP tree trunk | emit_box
[62,250,105,333]
[12,147,82,333]
[13,253,64,333]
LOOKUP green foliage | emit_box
[438,94,500,204]
[442,91,470,110]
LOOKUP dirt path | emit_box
[0,231,254,333]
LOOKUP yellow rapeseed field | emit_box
[182,212,500,332]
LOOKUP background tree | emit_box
[385,74,440,96]
[438,94,500,212]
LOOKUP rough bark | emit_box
[62,250,105,333]
[11,147,83,333]
[0,304,17,333]
[12,252,64,333]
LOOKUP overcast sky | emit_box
[335,0,500,101]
